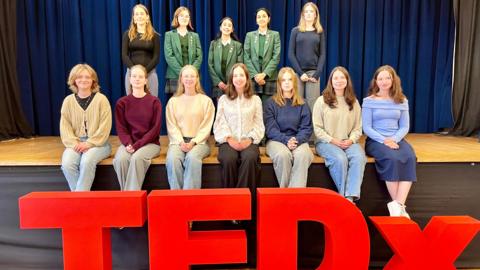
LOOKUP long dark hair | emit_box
[322,66,357,111]
[214,17,240,41]
[367,65,406,104]
[225,63,254,100]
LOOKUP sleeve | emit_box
[208,41,222,86]
[263,32,281,78]
[348,101,363,143]
[145,33,161,72]
[132,99,162,150]
[86,96,112,147]
[312,32,326,79]
[164,31,183,75]
[263,99,289,145]
[213,96,232,143]
[192,33,203,70]
[59,98,78,148]
[287,28,304,76]
[295,103,313,145]
[392,104,410,142]
[191,97,215,145]
[121,32,134,68]
[165,98,184,145]
[247,96,265,144]
[312,97,333,143]
[115,99,133,146]
[361,105,386,143]
[243,33,259,78]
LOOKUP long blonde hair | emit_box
[174,65,205,97]
[298,2,323,33]
[67,64,100,93]
[272,67,305,106]
[367,65,406,104]
[128,4,155,41]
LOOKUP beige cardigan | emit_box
[60,93,112,148]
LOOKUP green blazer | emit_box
[243,29,281,80]
[164,29,202,79]
[207,39,243,86]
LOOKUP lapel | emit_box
[254,31,260,57]
[172,29,182,56]
[214,40,222,71]
[225,42,234,65]
[263,30,271,58]
[188,32,194,62]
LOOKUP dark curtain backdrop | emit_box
[451,0,480,136]
[16,0,455,136]
[0,0,32,140]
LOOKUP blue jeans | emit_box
[315,142,366,199]
[61,142,111,191]
[166,144,210,189]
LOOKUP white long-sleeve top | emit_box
[213,94,265,144]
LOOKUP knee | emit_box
[79,159,97,170]
[273,150,292,163]
[185,154,202,166]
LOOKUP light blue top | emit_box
[361,97,410,143]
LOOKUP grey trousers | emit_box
[266,140,314,188]
[113,143,160,191]
[297,70,321,112]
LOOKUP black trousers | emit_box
[217,143,260,192]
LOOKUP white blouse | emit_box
[213,94,265,144]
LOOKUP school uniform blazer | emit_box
[243,29,281,80]
[164,29,203,79]
[207,39,243,86]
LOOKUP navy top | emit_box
[288,27,326,79]
[263,97,312,145]
[361,97,410,143]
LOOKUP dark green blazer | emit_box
[243,29,281,80]
[207,39,243,86]
[164,29,202,79]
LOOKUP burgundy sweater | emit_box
[115,94,162,150]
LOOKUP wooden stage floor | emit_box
[1,133,480,166]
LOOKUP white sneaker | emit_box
[399,204,411,219]
[387,201,402,216]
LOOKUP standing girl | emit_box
[244,8,281,100]
[288,2,326,110]
[208,17,243,99]
[122,4,160,96]
[164,6,202,97]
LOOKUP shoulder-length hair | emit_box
[367,65,406,104]
[225,63,254,100]
[67,63,100,93]
[298,2,323,33]
[272,67,305,106]
[171,6,194,30]
[174,65,205,97]
[215,17,240,42]
[322,66,357,111]
[128,4,155,41]
[127,65,151,95]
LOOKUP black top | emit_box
[75,92,96,111]
[122,31,160,73]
